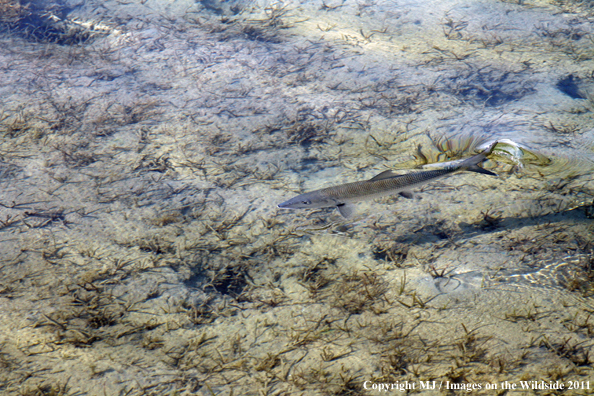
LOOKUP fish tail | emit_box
[460,141,498,176]
[466,165,498,176]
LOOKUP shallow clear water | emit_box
[0,0,593,394]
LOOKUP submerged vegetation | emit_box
[0,0,593,394]
[0,0,116,44]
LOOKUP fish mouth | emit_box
[277,201,291,209]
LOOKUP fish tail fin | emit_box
[467,165,498,177]
[459,141,498,175]
[481,141,499,156]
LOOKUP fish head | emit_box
[277,191,336,210]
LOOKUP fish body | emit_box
[278,141,498,218]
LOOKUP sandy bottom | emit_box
[1,0,594,394]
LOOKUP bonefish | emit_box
[278,141,498,218]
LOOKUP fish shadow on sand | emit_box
[393,201,593,247]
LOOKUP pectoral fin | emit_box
[336,203,355,218]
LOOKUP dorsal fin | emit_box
[369,170,400,181]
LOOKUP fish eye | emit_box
[302,200,311,205]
